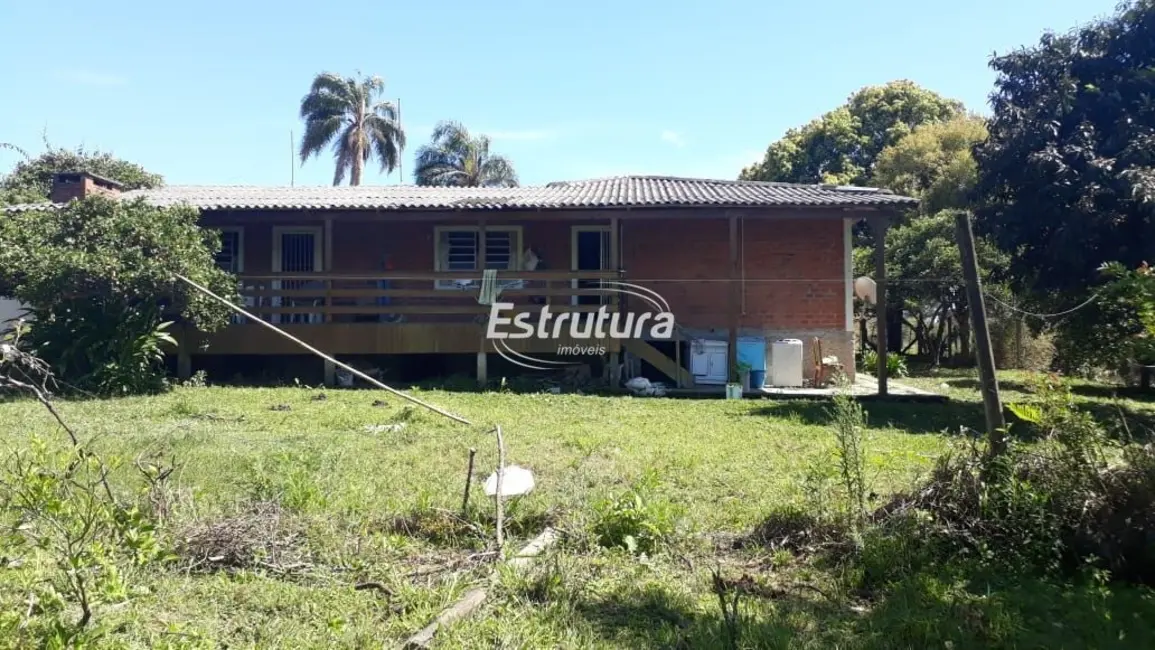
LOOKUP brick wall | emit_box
[622,217,845,331]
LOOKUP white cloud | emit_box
[660,130,686,147]
[55,69,128,87]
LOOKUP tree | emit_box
[0,195,235,393]
[874,115,988,215]
[1,145,162,205]
[974,0,1155,299]
[413,121,518,187]
[298,72,405,186]
[740,80,965,185]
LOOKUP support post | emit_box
[323,216,333,323]
[955,212,1006,454]
[609,215,620,384]
[727,214,740,384]
[871,217,889,396]
[476,352,488,387]
[323,360,336,387]
[478,217,488,389]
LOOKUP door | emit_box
[571,227,611,306]
[272,227,323,324]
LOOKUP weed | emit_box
[591,470,681,555]
[830,394,868,534]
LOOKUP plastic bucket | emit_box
[749,369,766,389]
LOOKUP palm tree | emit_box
[298,73,405,186]
[414,121,518,187]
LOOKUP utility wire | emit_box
[980,289,1106,320]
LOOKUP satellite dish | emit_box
[854,276,877,305]
[484,465,536,498]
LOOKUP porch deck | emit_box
[183,269,628,356]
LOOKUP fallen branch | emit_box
[173,273,474,426]
[400,527,559,649]
[402,588,488,650]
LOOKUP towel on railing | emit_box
[477,269,501,305]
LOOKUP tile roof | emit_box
[5,176,917,212]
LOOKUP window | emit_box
[214,228,245,324]
[434,226,522,289]
[215,228,244,273]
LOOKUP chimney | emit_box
[50,171,124,204]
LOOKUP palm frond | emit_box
[366,116,402,174]
[479,155,519,187]
[412,121,519,187]
[299,115,344,162]
[332,139,352,186]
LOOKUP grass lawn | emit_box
[1,380,1153,648]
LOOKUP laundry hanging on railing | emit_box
[477,269,502,305]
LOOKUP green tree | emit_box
[740,80,964,185]
[1,145,162,205]
[874,115,988,215]
[298,72,406,186]
[0,195,234,393]
[974,0,1155,298]
[413,121,518,187]
[860,116,1002,363]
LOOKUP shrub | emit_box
[0,195,236,394]
[875,376,1155,584]
[860,349,908,377]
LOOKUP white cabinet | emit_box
[690,340,729,385]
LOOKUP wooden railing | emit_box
[230,270,622,324]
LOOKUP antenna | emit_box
[397,97,403,185]
[290,130,295,187]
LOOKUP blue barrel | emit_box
[737,337,767,388]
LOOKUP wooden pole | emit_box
[728,214,740,384]
[955,212,1006,454]
[462,448,477,516]
[871,217,889,396]
[494,425,505,548]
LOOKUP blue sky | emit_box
[0,0,1120,187]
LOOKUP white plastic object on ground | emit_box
[484,465,536,498]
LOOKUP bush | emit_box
[875,377,1155,584]
[0,195,236,394]
[860,350,908,377]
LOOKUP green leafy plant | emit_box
[0,437,169,641]
[591,471,680,555]
[860,350,908,377]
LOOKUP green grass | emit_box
[1,383,1152,648]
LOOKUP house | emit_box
[22,172,916,390]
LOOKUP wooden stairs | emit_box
[621,338,694,387]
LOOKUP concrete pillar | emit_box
[476,352,488,387]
